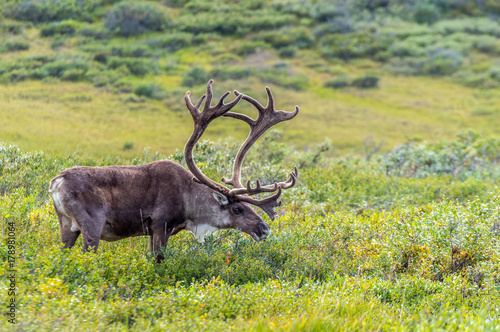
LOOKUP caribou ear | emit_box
[212,192,229,206]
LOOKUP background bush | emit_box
[104,1,167,36]
[40,20,81,37]
[351,75,379,88]
[133,83,164,99]
[9,0,99,23]
[107,57,157,76]
[1,39,30,52]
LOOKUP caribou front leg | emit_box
[149,223,173,263]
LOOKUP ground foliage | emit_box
[1,133,500,330]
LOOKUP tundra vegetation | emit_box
[2,132,500,330]
[1,0,500,330]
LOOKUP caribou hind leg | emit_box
[64,204,106,253]
[79,214,106,253]
[55,210,81,249]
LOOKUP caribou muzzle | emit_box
[251,221,271,241]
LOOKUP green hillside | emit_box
[1,0,500,157]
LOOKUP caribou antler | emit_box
[184,80,299,219]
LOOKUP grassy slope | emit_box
[1,21,500,158]
[2,70,500,159]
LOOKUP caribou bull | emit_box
[49,80,299,262]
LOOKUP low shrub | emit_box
[182,67,210,87]
[50,36,65,49]
[123,141,134,150]
[413,2,441,25]
[488,67,500,82]
[243,12,296,33]
[146,33,193,52]
[40,20,81,37]
[351,75,379,88]
[41,57,90,81]
[133,84,164,99]
[2,40,30,52]
[110,45,152,58]
[235,40,270,56]
[210,67,254,81]
[422,48,463,76]
[0,21,25,35]
[313,17,354,37]
[80,26,108,39]
[257,68,308,90]
[308,1,347,22]
[279,46,297,58]
[255,27,314,50]
[175,13,240,35]
[472,35,500,55]
[324,76,350,89]
[93,52,108,64]
[381,131,500,180]
[388,40,426,58]
[107,57,157,76]
[175,10,295,36]
[435,18,500,37]
[321,31,391,61]
[105,1,167,36]
[9,0,98,23]
[485,0,500,15]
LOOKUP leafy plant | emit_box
[40,20,81,37]
[351,75,379,88]
[105,1,167,36]
[413,2,441,25]
[324,76,350,89]
[133,83,164,99]
[2,39,30,52]
[107,57,157,76]
[182,67,210,87]
[9,0,98,23]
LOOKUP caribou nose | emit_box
[259,222,271,239]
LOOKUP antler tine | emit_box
[232,89,266,114]
[184,79,243,195]
[235,187,283,220]
[204,79,214,111]
[279,166,298,189]
[265,86,274,112]
[184,91,205,117]
[228,179,279,196]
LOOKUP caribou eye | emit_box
[232,206,243,215]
